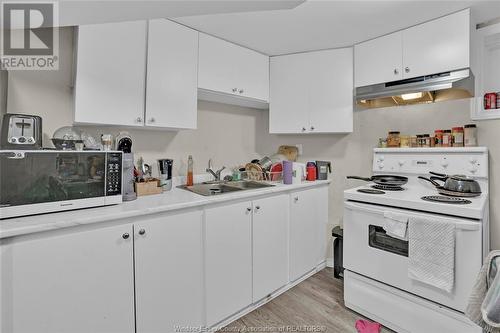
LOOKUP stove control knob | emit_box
[378,155,385,162]
[398,160,405,167]
[469,157,477,164]
[441,159,449,168]
[469,167,478,174]
[378,163,385,169]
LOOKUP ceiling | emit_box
[175,0,500,56]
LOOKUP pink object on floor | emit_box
[355,319,381,333]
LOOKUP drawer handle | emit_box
[122,233,130,239]
[138,229,146,235]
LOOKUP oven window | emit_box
[0,152,105,207]
[369,225,408,257]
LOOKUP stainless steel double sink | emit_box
[178,180,275,196]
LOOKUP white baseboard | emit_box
[326,258,334,267]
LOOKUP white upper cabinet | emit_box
[270,48,353,134]
[74,21,147,126]
[145,20,198,129]
[354,9,470,87]
[402,9,470,79]
[198,33,269,103]
[354,32,403,87]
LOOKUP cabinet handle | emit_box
[232,88,238,93]
[138,229,146,235]
[394,68,399,75]
[255,205,261,210]
[122,233,130,239]
[405,67,410,73]
[149,118,155,123]
[294,197,299,203]
[302,127,306,132]
[310,126,315,131]
[239,89,244,94]
[246,207,252,212]
[136,117,143,123]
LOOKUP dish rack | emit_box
[240,170,283,183]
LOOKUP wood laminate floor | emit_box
[221,268,392,333]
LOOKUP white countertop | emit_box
[0,180,330,239]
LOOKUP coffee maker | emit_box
[158,159,173,191]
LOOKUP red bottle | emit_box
[306,162,317,181]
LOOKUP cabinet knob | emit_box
[246,207,252,212]
[405,67,410,73]
[294,197,299,202]
[149,118,155,123]
[255,205,261,210]
[239,89,244,94]
[138,229,146,235]
[310,126,315,131]
[122,233,130,239]
[394,68,399,75]
[136,117,143,123]
[302,127,306,132]
[232,88,238,93]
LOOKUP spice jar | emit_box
[422,134,431,147]
[464,124,478,147]
[452,127,464,147]
[442,130,452,147]
[387,131,401,148]
[400,135,410,148]
[378,138,387,148]
[410,136,418,148]
[434,130,443,147]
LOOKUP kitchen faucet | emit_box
[206,159,226,181]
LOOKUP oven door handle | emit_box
[344,201,481,231]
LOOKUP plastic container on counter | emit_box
[387,131,401,148]
[452,127,464,147]
[464,124,478,147]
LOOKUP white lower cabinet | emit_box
[252,194,289,302]
[205,201,253,327]
[134,209,204,333]
[0,224,135,333]
[289,187,328,281]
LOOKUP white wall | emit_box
[5,27,500,257]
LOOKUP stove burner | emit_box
[358,188,385,194]
[372,184,404,191]
[421,196,472,204]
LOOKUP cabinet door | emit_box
[236,47,269,101]
[74,21,147,126]
[354,31,403,87]
[198,33,239,96]
[198,33,269,101]
[205,201,252,327]
[146,20,198,129]
[402,9,470,79]
[289,188,321,281]
[269,54,309,134]
[134,209,204,333]
[252,195,289,301]
[0,224,135,333]
[308,48,353,133]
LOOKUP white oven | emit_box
[343,201,482,312]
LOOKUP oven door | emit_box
[343,200,482,312]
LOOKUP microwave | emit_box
[0,150,123,219]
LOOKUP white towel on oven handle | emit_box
[383,211,409,241]
[408,216,455,293]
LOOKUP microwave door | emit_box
[0,151,34,208]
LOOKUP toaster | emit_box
[1,113,43,149]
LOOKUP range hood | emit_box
[355,69,474,109]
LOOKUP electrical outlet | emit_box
[295,144,303,155]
